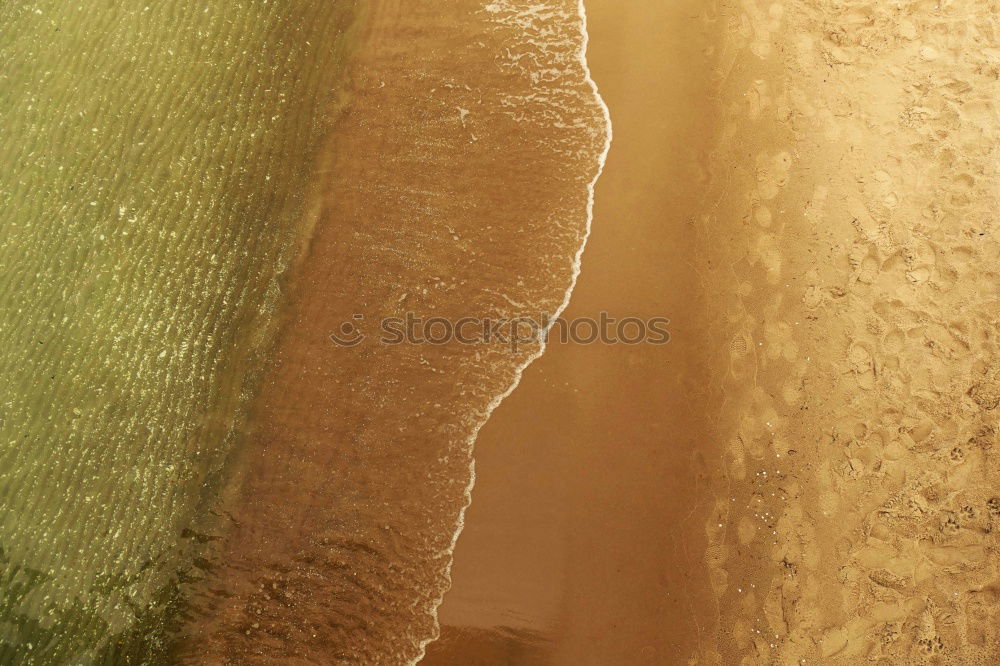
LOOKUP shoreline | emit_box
[169,1,608,662]
[3,0,997,662]
[413,0,614,660]
[425,0,722,661]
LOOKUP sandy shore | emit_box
[3,0,996,662]
[168,0,998,663]
[431,0,999,664]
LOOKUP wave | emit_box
[169,0,611,662]
[415,0,612,662]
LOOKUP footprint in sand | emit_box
[849,243,880,285]
[755,233,783,282]
[705,498,731,596]
[737,515,758,546]
[763,313,798,362]
[727,435,748,481]
[729,330,750,370]
[964,593,996,649]
[744,0,785,58]
[754,205,772,228]
[755,150,792,201]
[816,460,841,515]
[847,341,876,390]
[780,361,807,406]
[802,184,828,224]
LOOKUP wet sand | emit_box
[423,1,721,663]
[175,0,1000,662]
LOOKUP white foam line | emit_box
[412,0,612,662]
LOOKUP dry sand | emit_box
[701,0,999,663]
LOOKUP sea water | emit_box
[0,1,357,661]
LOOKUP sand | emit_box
[424,0,720,663]
[430,0,1000,664]
[700,0,999,663]
[171,0,999,662]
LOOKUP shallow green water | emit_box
[0,1,356,661]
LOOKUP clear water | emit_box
[0,1,357,661]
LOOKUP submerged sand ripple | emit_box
[0,1,356,660]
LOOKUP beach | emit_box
[0,0,996,663]
[169,1,608,663]
[430,0,1000,663]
